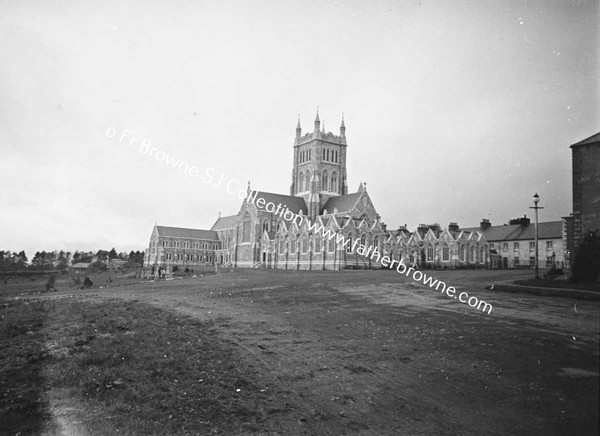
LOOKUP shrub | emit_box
[172,266,179,272]
[83,277,93,288]
[45,275,56,292]
[184,267,190,273]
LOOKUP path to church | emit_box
[51,269,599,435]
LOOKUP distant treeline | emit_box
[0,249,145,272]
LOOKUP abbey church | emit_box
[144,111,490,273]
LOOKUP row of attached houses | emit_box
[462,217,565,269]
[255,217,489,271]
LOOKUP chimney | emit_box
[417,224,428,234]
[508,215,530,226]
[480,219,491,230]
[448,222,459,232]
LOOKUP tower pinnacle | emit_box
[296,115,301,139]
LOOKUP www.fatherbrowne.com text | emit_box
[246,190,493,315]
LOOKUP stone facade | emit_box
[146,110,490,272]
[144,226,220,273]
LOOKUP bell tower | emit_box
[290,109,348,217]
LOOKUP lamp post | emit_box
[529,193,544,279]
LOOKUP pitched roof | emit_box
[461,221,562,241]
[211,214,239,231]
[571,132,600,148]
[156,226,219,240]
[252,191,308,215]
[322,192,362,214]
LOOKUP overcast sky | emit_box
[1,0,598,257]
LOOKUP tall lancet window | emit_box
[299,172,305,192]
[331,172,337,193]
[321,170,328,191]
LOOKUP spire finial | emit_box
[296,114,301,130]
[314,107,321,132]
[341,113,345,128]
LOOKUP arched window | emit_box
[327,149,330,161]
[346,233,353,253]
[470,246,476,263]
[479,246,485,264]
[334,150,337,163]
[427,245,434,261]
[442,244,449,261]
[308,149,311,160]
[360,234,366,246]
[322,148,325,160]
[290,237,297,253]
[262,220,269,233]
[314,237,321,253]
[321,170,328,191]
[302,238,308,253]
[459,244,465,261]
[328,238,335,253]
[279,239,285,254]
[299,172,305,192]
[331,172,337,192]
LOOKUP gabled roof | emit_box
[156,226,219,241]
[252,191,308,215]
[211,214,239,231]
[570,132,600,148]
[461,221,562,242]
[322,192,363,214]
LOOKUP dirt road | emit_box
[50,269,600,435]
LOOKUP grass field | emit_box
[1,268,599,435]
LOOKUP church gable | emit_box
[321,185,379,222]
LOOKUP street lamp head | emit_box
[533,193,540,205]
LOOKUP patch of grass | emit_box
[0,298,55,435]
[42,299,271,435]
